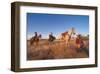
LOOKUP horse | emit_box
[30,32,41,46]
[75,34,84,52]
[60,32,71,46]
[48,33,56,43]
[60,28,77,46]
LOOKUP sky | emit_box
[27,13,89,39]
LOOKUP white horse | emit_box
[60,28,77,46]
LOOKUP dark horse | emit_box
[30,32,41,46]
[48,33,56,43]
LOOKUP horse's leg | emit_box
[68,38,71,47]
[35,40,39,47]
[36,41,39,47]
[66,39,70,48]
[66,40,68,47]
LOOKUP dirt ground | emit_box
[27,39,89,60]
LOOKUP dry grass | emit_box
[27,39,89,60]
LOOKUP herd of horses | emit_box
[29,29,85,50]
[30,32,56,46]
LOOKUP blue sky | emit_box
[27,13,89,39]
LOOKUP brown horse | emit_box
[61,32,71,46]
[76,34,84,49]
[30,32,41,46]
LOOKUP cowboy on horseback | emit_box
[48,32,56,43]
[30,32,41,46]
